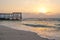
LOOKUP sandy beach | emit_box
[0,21,55,40]
[0,25,50,40]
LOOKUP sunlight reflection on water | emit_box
[22,21,60,39]
[1,21,60,40]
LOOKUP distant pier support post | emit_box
[12,12,22,21]
[20,12,22,21]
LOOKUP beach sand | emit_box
[0,25,50,40]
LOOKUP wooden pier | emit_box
[0,12,22,21]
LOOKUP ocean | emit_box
[0,20,60,40]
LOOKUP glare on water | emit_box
[0,21,60,40]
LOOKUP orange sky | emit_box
[0,0,60,15]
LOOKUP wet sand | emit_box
[0,25,50,40]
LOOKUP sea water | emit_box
[0,20,60,40]
[22,21,60,40]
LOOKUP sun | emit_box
[39,7,47,13]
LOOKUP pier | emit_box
[0,12,22,21]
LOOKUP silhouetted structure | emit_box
[0,12,22,21]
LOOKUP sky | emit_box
[0,0,60,13]
[0,0,60,18]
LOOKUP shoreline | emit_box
[0,21,56,40]
[0,25,51,40]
